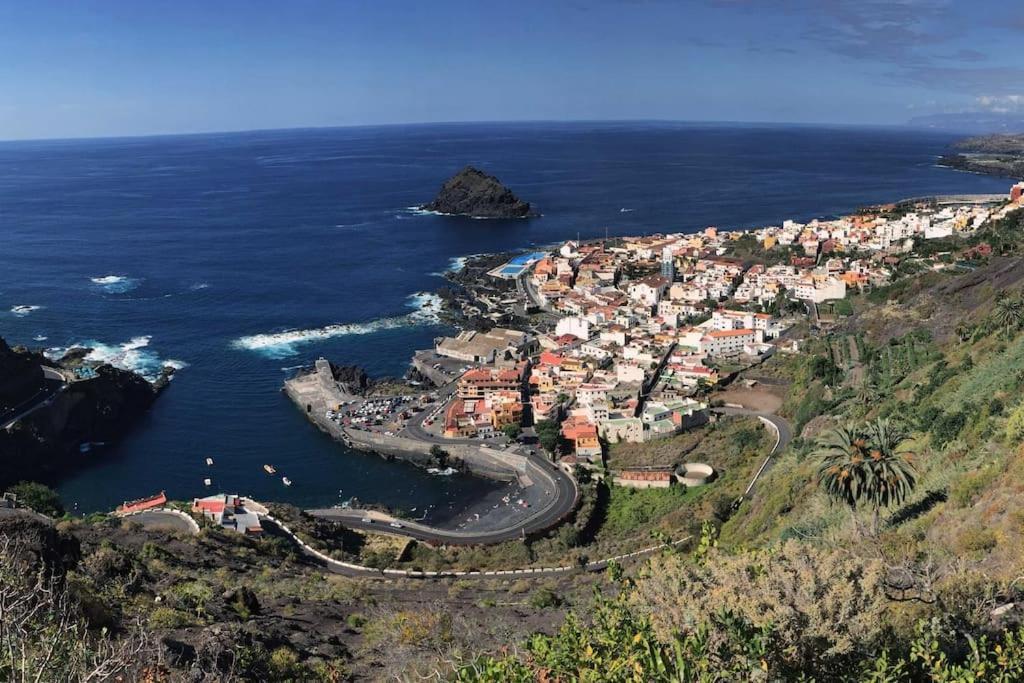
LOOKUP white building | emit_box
[699,329,756,356]
[555,316,591,340]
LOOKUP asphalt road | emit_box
[716,406,793,498]
[309,452,577,545]
[0,376,66,430]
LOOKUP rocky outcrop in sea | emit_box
[421,166,537,219]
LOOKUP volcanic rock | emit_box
[421,166,536,219]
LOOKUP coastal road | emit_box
[308,451,577,545]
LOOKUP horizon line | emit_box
[0,117,937,146]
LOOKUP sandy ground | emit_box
[716,386,784,413]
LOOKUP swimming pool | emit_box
[508,251,549,266]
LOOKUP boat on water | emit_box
[203,478,212,487]
[282,477,292,487]
[205,457,214,466]
[264,464,277,474]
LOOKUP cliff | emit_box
[0,337,45,411]
[421,166,536,218]
[0,339,169,491]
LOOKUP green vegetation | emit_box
[5,480,64,516]
[815,418,916,534]
[500,423,522,440]
[534,419,563,455]
[602,485,697,537]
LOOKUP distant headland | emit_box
[420,166,537,219]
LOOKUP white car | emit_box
[361,517,373,524]
[389,521,403,529]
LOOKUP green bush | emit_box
[5,481,64,517]
[528,586,562,609]
[148,607,195,630]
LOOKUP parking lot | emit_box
[325,394,433,436]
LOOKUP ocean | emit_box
[0,121,1011,514]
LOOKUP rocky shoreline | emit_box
[0,337,171,492]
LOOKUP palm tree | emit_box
[854,381,878,406]
[816,418,916,534]
[993,294,1024,338]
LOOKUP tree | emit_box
[535,420,563,456]
[854,381,879,406]
[815,418,916,534]
[992,291,1024,338]
[6,481,64,517]
[501,423,522,440]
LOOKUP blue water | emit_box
[0,122,1011,513]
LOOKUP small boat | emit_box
[264,464,277,475]
[203,478,212,487]
[282,477,292,487]
[205,457,214,466]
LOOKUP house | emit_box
[699,328,756,356]
[599,415,644,443]
[192,494,263,536]
[561,414,602,461]
[457,366,523,400]
[614,469,675,489]
[627,275,670,307]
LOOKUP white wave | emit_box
[620,208,634,213]
[233,292,444,358]
[189,282,210,291]
[10,305,42,316]
[33,335,47,342]
[46,335,186,382]
[405,205,448,217]
[90,275,141,294]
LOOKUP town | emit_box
[296,183,1024,494]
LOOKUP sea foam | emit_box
[232,292,444,359]
[90,275,141,294]
[10,305,42,316]
[45,335,186,382]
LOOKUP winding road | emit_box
[716,406,793,499]
[308,451,578,546]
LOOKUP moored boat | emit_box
[264,464,277,474]
[282,476,292,486]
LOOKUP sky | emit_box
[0,0,1022,140]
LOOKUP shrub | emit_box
[5,481,64,517]
[529,586,562,609]
[957,526,998,554]
[148,607,195,630]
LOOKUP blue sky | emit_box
[0,0,1021,139]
